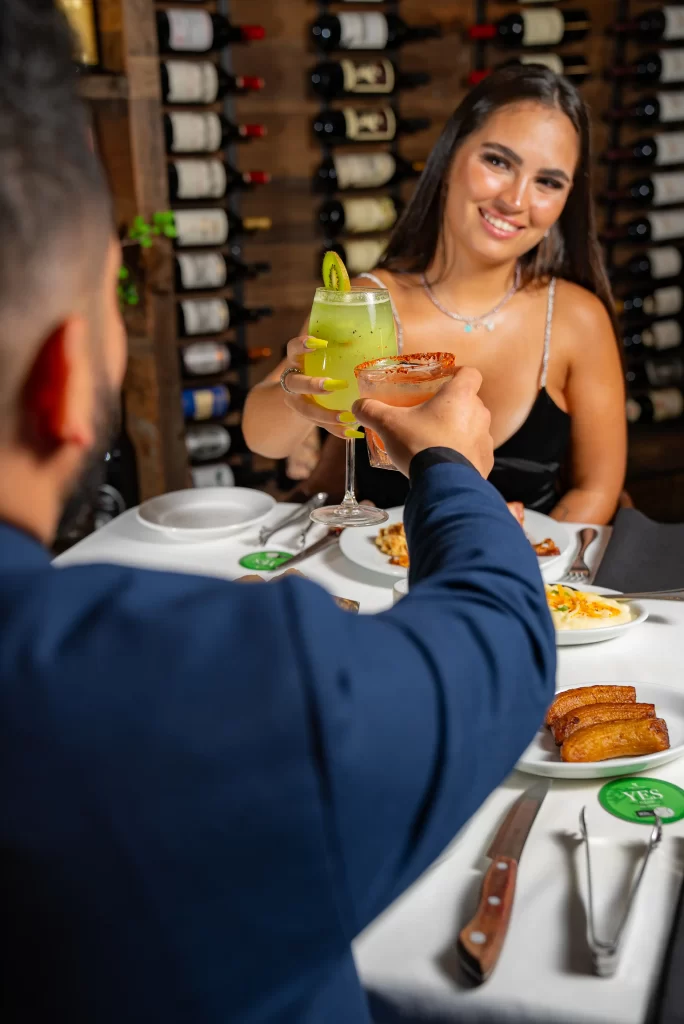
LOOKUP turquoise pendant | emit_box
[464,323,473,333]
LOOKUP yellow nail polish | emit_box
[338,411,357,423]
[344,429,364,439]
[305,336,328,350]
[322,379,348,392]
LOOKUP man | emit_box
[0,2,555,1021]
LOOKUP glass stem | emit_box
[342,438,358,508]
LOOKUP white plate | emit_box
[136,487,275,542]
[339,506,572,580]
[551,585,648,646]
[518,683,684,780]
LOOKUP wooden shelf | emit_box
[78,73,128,102]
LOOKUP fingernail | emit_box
[337,411,357,423]
[322,379,348,392]
[305,336,328,350]
[344,429,364,439]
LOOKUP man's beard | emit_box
[56,382,122,541]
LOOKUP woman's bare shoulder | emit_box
[554,278,614,330]
[352,269,421,294]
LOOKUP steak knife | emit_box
[457,779,550,984]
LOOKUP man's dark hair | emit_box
[0,0,111,429]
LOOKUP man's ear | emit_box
[22,317,94,449]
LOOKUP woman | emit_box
[243,66,626,523]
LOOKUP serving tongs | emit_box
[579,806,663,978]
[258,493,328,545]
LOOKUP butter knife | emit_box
[457,779,549,984]
[258,493,327,545]
[268,528,341,570]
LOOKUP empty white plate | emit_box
[518,682,684,780]
[137,487,275,542]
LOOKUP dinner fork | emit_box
[561,528,598,584]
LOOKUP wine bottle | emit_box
[627,388,684,422]
[161,61,264,104]
[186,424,248,461]
[192,464,236,488]
[318,197,402,237]
[164,113,266,154]
[602,172,684,207]
[311,14,441,52]
[616,285,684,318]
[177,299,273,338]
[310,59,429,98]
[181,342,272,376]
[611,7,684,43]
[173,209,272,247]
[611,245,684,282]
[626,352,684,388]
[325,238,390,276]
[469,10,590,47]
[604,133,684,168]
[312,107,430,145]
[57,0,99,70]
[157,12,265,53]
[623,319,683,351]
[175,254,271,292]
[314,153,424,193]
[610,49,684,85]
[468,54,590,87]
[182,384,247,420]
[607,91,684,126]
[169,160,270,201]
[602,210,684,243]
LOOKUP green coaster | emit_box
[239,551,292,572]
[599,777,684,825]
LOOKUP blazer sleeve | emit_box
[278,453,556,937]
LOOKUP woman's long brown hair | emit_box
[379,64,619,340]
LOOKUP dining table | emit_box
[55,500,684,1024]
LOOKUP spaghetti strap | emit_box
[357,272,404,353]
[540,277,556,389]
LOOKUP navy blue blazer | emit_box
[0,452,555,1023]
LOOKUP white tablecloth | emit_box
[56,504,684,1024]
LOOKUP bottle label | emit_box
[182,342,230,375]
[657,91,684,123]
[174,159,227,199]
[174,209,229,247]
[651,171,684,206]
[648,319,683,349]
[338,13,389,49]
[521,10,565,46]
[655,131,684,166]
[646,357,683,387]
[340,58,395,94]
[169,113,222,154]
[181,299,230,335]
[166,11,213,52]
[178,253,227,290]
[663,7,684,42]
[165,61,219,104]
[344,237,390,274]
[58,0,98,65]
[659,49,684,84]
[333,153,397,189]
[651,388,684,420]
[192,465,235,488]
[342,197,398,234]
[185,425,232,460]
[520,53,564,75]
[648,246,683,279]
[653,285,683,316]
[342,106,397,142]
[648,209,684,239]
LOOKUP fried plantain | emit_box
[545,685,637,727]
[551,703,655,745]
[560,717,670,763]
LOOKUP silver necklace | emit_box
[420,265,521,333]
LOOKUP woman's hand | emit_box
[280,336,363,440]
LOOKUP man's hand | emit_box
[352,367,494,478]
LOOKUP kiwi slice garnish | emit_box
[322,251,351,292]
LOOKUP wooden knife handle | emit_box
[457,856,518,984]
